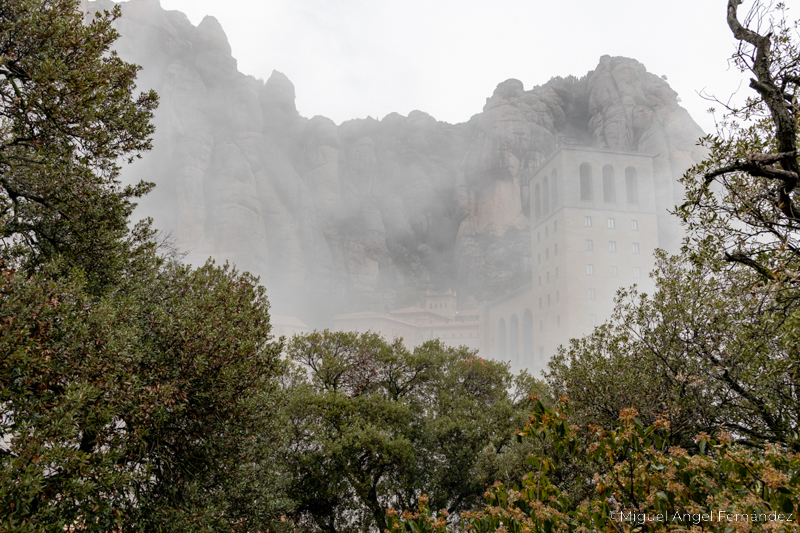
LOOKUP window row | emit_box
[538,267,560,286]
[584,217,639,230]
[537,244,559,264]
[537,291,560,307]
[586,264,642,278]
[536,220,558,242]
[585,240,640,253]
[580,163,639,204]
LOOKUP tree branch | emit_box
[724,251,777,281]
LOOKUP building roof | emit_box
[271,315,310,329]
[391,306,453,321]
[484,283,532,309]
[332,311,421,329]
[332,307,478,330]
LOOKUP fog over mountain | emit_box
[98,0,706,327]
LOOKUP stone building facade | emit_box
[332,290,481,352]
[481,146,662,374]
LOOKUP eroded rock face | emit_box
[100,0,706,324]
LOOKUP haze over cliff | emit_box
[96,0,707,326]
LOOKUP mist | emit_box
[102,0,708,372]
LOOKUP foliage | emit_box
[0,256,288,532]
[0,0,157,293]
[546,251,800,451]
[389,400,800,533]
[391,3,800,531]
[0,1,291,531]
[680,1,800,290]
[282,331,545,533]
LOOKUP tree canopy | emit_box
[281,331,545,533]
[0,0,157,291]
[0,3,288,532]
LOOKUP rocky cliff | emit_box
[96,0,706,325]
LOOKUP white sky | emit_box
[156,0,782,134]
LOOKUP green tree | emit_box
[389,400,800,533]
[547,251,800,451]
[545,0,800,454]
[0,2,291,531]
[0,256,289,532]
[0,0,157,292]
[281,331,543,533]
[681,0,800,285]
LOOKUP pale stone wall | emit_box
[482,147,663,375]
[332,311,480,352]
[479,285,536,373]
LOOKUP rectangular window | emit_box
[554,243,558,255]
[584,216,592,227]
[586,264,594,275]
[556,291,560,302]
[630,220,639,231]
[555,267,559,279]
[557,315,561,327]
[607,218,615,229]
[539,346,544,358]
[538,253,541,264]
[545,248,550,260]
[537,232,541,243]
[546,271,550,283]
[538,275,542,287]
[587,288,595,300]
[632,242,640,254]
[554,220,558,232]
[539,320,543,332]
[547,294,551,306]
[633,267,641,278]
[609,241,617,252]
[610,265,618,277]
[539,297,542,309]
[545,227,549,238]
[586,239,594,251]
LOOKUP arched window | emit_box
[534,184,541,220]
[580,163,593,201]
[509,314,519,363]
[626,166,639,204]
[602,165,616,202]
[542,176,550,215]
[551,168,558,207]
[522,309,534,363]
[498,318,507,359]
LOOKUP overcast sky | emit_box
[157,0,776,134]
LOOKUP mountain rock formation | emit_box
[95,0,707,325]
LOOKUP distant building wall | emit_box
[271,315,311,339]
[482,147,660,375]
[332,293,480,352]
